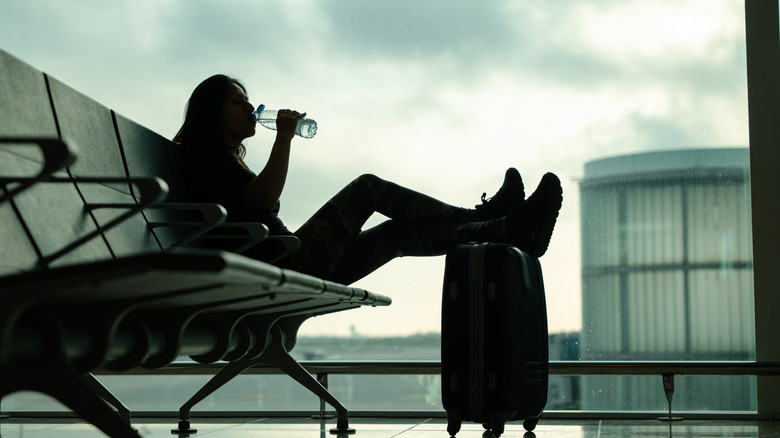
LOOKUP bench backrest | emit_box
[0,50,115,272]
[50,76,165,258]
[0,48,169,272]
[114,113,205,249]
[0,48,59,275]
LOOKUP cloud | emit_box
[323,1,504,63]
[0,0,750,335]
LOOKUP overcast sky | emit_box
[0,0,749,336]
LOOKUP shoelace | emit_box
[480,191,504,205]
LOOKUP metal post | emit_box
[744,0,780,418]
[657,374,682,422]
[310,372,335,420]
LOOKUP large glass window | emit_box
[0,0,753,413]
[579,149,754,410]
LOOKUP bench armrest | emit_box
[195,224,300,263]
[0,137,77,204]
[198,222,270,253]
[145,204,299,262]
[0,175,168,265]
[146,202,230,249]
[247,234,301,263]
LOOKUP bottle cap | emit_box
[256,104,265,112]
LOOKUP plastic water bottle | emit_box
[252,104,317,139]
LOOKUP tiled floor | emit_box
[1,417,779,438]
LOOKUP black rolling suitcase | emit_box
[441,243,548,437]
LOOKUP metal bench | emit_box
[0,48,391,438]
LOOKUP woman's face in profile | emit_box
[220,83,256,144]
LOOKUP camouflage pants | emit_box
[277,174,503,285]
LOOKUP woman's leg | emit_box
[277,173,500,278]
[321,173,484,225]
[324,172,563,284]
[277,171,558,285]
[326,218,505,284]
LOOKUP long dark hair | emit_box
[174,74,247,158]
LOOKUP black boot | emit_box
[475,167,525,220]
[506,172,562,257]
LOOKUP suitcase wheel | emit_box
[523,418,539,431]
[481,422,505,437]
[447,420,461,437]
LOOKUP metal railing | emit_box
[94,360,780,420]
[102,359,780,377]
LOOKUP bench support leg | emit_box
[259,331,355,435]
[84,372,132,424]
[1,311,139,437]
[172,359,251,434]
[1,365,140,438]
[173,324,355,435]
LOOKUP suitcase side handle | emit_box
[510,247,533,292]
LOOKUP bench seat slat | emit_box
[1,249,391,308]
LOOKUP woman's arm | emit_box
[241,109,305,210]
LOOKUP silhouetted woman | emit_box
[174,74,562,285]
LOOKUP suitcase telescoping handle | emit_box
[467,243,488,419]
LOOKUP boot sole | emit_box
[529,173,562,258]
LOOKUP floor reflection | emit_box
[0,417,776,437]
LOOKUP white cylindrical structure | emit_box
[579,148,755,410]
